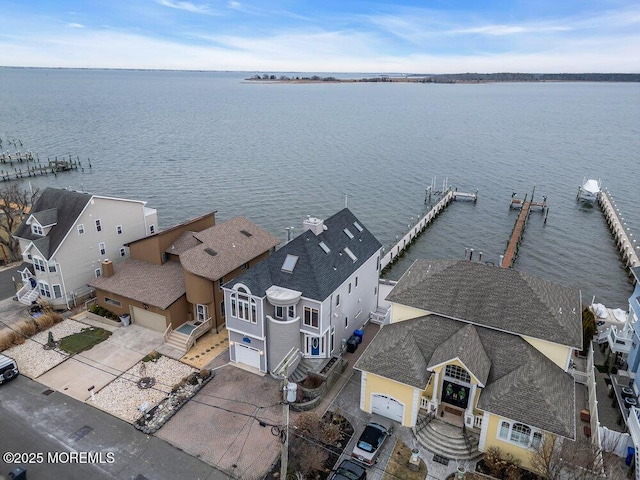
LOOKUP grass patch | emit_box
[383,439,427,480]
[142,350,162,362]
[59,327,111,354]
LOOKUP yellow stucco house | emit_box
[354,259,582,472]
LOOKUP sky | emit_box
[0,0,639,73]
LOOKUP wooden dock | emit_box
[598,188,640,275]
[0,155,90,182]
[501,191,548,268]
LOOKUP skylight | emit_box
[281,254,299,273]
[343,228,354,239]
[319,241,331,254]
[353,221,363,232]
[240,230,253,237]
[344,247,357,263]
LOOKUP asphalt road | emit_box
[0,263,26,301]
[0,375,232,480]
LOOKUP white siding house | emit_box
[14,187,157,308]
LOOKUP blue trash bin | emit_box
[353,329,364,344]
[626,446,635,466]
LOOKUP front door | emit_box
[305,335,323,357]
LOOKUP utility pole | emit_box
[280,369,290,480]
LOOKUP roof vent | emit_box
[204,247,218,257]
[240,230,253,237]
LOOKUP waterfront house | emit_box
[354,259,582,471]
[222,208,382,375]
[14,187,157,308]
[90,213,279,352]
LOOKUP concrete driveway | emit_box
[36,316,179,402]
[157,364,284,480]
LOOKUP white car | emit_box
[0,354,19,384]
[351,415,394,466]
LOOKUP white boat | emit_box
[577,178,601,202]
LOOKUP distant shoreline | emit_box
[246,73,640,83]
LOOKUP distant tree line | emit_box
[417,72,640,83]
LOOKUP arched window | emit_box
[510,423,532,446]
[444,364,471,383]
[231,288,257,324]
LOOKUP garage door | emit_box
[235,343,261,370]
[130,306,167,332]
[371,394,404,423]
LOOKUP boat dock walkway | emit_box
[381,186,479,271]
[598,188,640,273]
[501,191,548,269]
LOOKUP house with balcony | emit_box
[89,213,279,352]
[13,187,157,308]
[354,259,582,472]
[222,208,382,375]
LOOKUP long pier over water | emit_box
[598,188,640,275]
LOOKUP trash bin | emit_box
[353,329,364,344]
[120,314,131,326]
[346,336,358,353]
[9,467,27,480]
[626,446,635,466]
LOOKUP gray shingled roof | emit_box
[229,209,382,300]
[354,315,575,439]
[89,259,185,309]
[180,217,281,281]
[387,259,582,349]
[31,208,58,227]
[427,324,491,386]
[14,188,92,259]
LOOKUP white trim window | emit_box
[196,304,208,322]
[445,364,471,383]
[38,281,51,298]
[303,306,319,328]
[95,268,102,277]
[287,305,296,320]
[95,219,102,232]
[120,247,126,257]
[275,306,283,319]
[498,420,543,449]
[105,297,122,307]
[99,242,106,255]
[31,224,43,236]
[78,224,85,235]
[48,262,57,273]
[336,294,340,306]
[33,257,46,272]
[230,288,257,324]
[149,225,155,234]
[52,284,63,299]
[116,225,123,235]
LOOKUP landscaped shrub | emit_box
[34,314,56,330]
[0,329,17,351]
[142,350,162,362]
[16,320,37,337]
[88,304,119,320]
[12,334,25,346]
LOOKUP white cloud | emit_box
[448,25,571,36]
[67,23,85,29]
[155,0,214,15]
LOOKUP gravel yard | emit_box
[4,319,87,378]
[92,356,197,423]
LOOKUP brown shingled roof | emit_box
[165,231,200,255]
[180,216,280,281]
[89,259,185,309]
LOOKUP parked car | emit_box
[0,354,19,384]
[329,459,366,480]
[351,415,394,466]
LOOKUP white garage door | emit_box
[371,394,404,423]
[235,343,261,370]
[130,306,166,332]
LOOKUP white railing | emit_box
[608,327,633,353]
[163,323,173,343]
[272,347,301,378]
[420,396,429,410]
[629,407,640,451]
[570,368,590,385]
[186,317,212,351]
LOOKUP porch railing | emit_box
[186,317,212,351]
[163,323,173,343]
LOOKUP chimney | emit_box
[102,259,114,278]
[303,216,325,236]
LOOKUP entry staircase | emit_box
[414,414,481,461]
[17,283,39,305]
[164,330,189,354]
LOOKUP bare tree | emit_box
[0,184,39,262]
[530,435,607,480]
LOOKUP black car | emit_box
[329,459,366,480]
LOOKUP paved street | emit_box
[0,262,26,301]
[0,375,232,480]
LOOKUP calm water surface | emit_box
[1,68,638,306]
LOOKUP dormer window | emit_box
[31,224,43,236]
